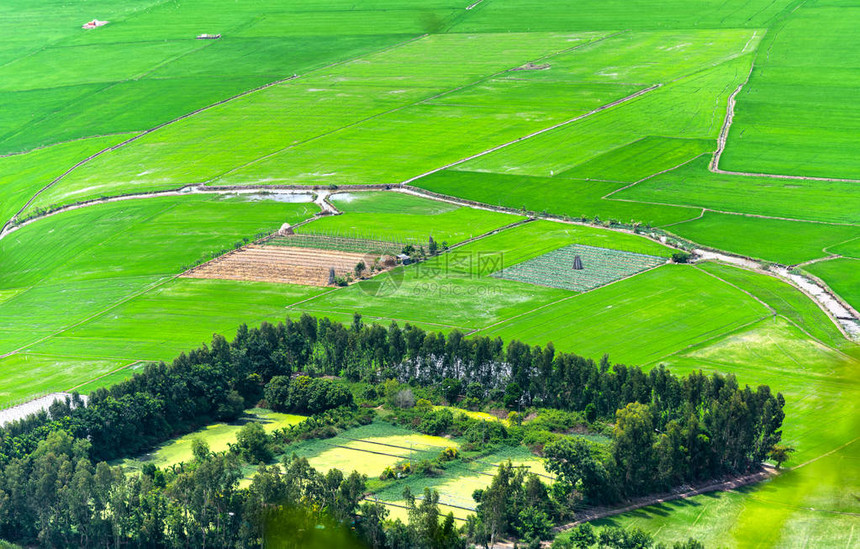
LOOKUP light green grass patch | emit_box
[374,445,550,521]
[121,409,306,472]
[27,278,328,363]
[284,422,457,478]
[804,258,860,313]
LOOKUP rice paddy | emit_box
[2,0,858,545]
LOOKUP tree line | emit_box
[0,314,784,546]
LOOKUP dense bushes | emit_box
[264,375,353,414]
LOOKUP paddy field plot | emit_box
[0,134,131,226]
[696,261,848,350]
[720,4,860,180]
[0,354,128,407]
[555,137,713,184]
[615,157,860,225]
[481,265,770,365]
[452,54,756,178]
[492,244,665,292]
[418,169,700,227]
[449,0,793,32]
[0,195,317,398]
[18,278,328,366]
[804,258,860,313]
[299,192,525,246]
[827,237,860,259]
[665,212,859,265]
[0,0,419,155]
[42,32,610,204]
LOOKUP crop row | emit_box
[268,233,412,255]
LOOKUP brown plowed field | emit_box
[182,245,375,286]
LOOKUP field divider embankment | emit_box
[398,83,661,187]
[709,59,860,184]
[2,32,435,233]
[2,75,302,234]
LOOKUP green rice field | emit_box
[2,0,858,546]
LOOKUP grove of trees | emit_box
[0,314,784,547]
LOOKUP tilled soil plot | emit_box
[182,245,374,286]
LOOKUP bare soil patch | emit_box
[183,245,375,286]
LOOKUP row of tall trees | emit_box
[0,314,784,546]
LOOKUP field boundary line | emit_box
[690,252,858,341]
[612,199,859,227]
[792,437,859,470]
[643,314,772,368]
[399,83,660,186]
[694,264,776,314]
[601,151,713,200]
[823,235,860,255]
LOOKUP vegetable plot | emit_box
[491,244,665,292]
